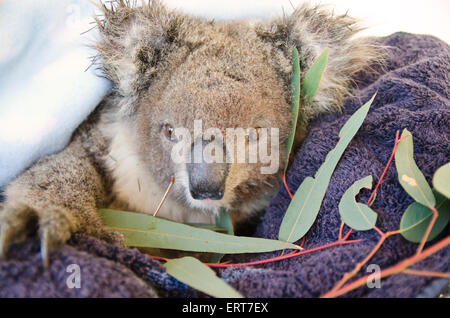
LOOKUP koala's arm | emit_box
[0,123,122,266]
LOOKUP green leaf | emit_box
[185,223,229,234]
[302,48,329,107]
[338,175,378,231]
[433,162,450,199]
[215,208,234,235]
[164,257,243,298]
[285,47,301,172]
[395,129,435,207]
[400,190,450,243]
[285,48,329,172]
[210,208,234,263]
[99,209,300,253]
[278,94,375,242]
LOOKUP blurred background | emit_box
[163,0,450,44]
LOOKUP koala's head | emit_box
[95,1,379,214]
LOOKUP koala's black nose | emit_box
[190,187,224,201]
[187,138,229,201]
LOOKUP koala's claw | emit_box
[0,204,78,267]
[40,230,50,268]
[0,198,126,267]
[0,224,12,260]
[0,204,33,261]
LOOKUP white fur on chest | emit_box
[102,120,215,224]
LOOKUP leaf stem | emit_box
[366,130,400,205]
[204,238,361,268]
[299,236,306,248]
[328,227,385,293]
[321,235,450,298]
[282,173,294,199]
[342,228,353,241]
[402,268,450,278]
[338,221,345,240]
[416,205,439,254]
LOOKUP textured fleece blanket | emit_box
[1,32,449,298]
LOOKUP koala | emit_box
[0,0,382,266]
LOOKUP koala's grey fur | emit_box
[0,0,383,266]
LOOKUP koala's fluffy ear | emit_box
[95,0,182,115]
[255,4,383,119]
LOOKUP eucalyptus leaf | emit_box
[164,257,243,298]
[302,48,329,107]
[211,208,234,263]
[215,208,234,235]
[278,94,375,242]
[400,190,450,243]
[395,129,435,207]
[285,47,301,172]
[99,209,300,253]
[432,162,450,199]
[185,223,229,234]
[338,175,378,231]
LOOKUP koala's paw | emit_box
[0,202,124,268]
[0,202,79,267]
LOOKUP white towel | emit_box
[0,0,111,187]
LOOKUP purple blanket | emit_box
[1,32,449,298]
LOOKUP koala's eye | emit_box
[163,124,176,141]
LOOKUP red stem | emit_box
[366,130,400,205]
[416,205,439,255]
[338,222,345,240]
[203,239,361,268]
[402,268,450,279]
[282,173,294,199]
[299,236,306,248]
[322,235,450,298]
[342,228,353,241]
